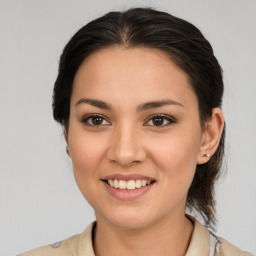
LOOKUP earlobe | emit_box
[197,108,224,164]
[64,129,70,157]
[64,128,69,143]
[66,145,70,156]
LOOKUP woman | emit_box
[19,7,253,256]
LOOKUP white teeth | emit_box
[119,180,127,189]
[107,179,153,190]
[135,180,142,188]
[141,180,147,186]
[127,180,135,190]
[114,179,119,188]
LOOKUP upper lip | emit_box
[102,174,155,181]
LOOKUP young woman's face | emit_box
[68,46,205,229]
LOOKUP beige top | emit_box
[19,219,254,256]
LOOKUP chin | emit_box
[96,207,159,230]
[111,216,153,230]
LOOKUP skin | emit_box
[66,46,224,256]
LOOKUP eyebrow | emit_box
[75,98,184,111]
[136,99,184,112]
[75,98,112,110]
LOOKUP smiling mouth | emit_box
[103,179,155,190]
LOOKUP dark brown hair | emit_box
[53,7,225,229]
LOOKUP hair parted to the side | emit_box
[52,7,225,229]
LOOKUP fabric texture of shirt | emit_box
[18,218,254,256]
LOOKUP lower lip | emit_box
[103,182,154,200]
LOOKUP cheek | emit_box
[149,128,201,185]
[68,131,107,189]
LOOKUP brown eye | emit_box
[145,114,176,127]
[152,116,164,126]
[82,114,110,126]
[92,116,103,125]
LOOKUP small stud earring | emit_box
[203,153,210,157]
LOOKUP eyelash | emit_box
[145,114,176,127]
[82,114,111,126]
[81,114,176,127]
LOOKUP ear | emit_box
[197,108,225,164]
[64,128,70,157]
[64,128,68,143]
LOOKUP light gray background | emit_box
[0,0,255,255]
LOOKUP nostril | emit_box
[106,137,147,166]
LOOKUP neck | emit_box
[93,214,193,256]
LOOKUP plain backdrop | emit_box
[0,0,255,255]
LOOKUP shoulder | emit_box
[18,233,81,256]
[18,222,95,256]
[219,238,254,256]
[186,215,254,256]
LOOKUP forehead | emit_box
[71,46,197,108]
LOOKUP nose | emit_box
[107,124,147,167]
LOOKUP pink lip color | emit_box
[103,181,154,200]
